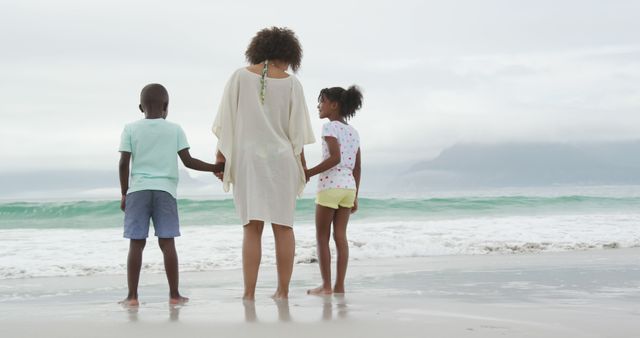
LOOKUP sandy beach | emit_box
[1,248,639,337]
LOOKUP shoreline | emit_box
[2,248,640,337]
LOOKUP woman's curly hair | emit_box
[245,27,303,72]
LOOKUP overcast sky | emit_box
[1,0,639,174]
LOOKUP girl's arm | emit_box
[305,137,340,180]
[352,147,361,213]
[353,147,361,195]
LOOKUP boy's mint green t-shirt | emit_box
[119,118,190,198]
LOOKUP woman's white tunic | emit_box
[212,68,315,226]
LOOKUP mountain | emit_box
[396,141,640,190]
[3,141,640,199]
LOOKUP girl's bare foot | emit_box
[333,285,345,294]
[307,286,333,296]
[119,297,140,307]
[169,295,189,305]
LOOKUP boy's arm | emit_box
[178,148,224,173]
[352,147,361,214]
[119,152,131,211]
[305,137,340,180]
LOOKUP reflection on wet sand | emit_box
[321,295,349,320]
[242,298,292,322]
[169,304,180,322]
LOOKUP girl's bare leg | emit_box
[308,205,336,295]
[243,220,264,301]
[332,207,351,294]
[272,223,295,300]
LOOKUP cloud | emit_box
[1,0,639,171]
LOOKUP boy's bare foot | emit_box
[169,296,189,305]
[119,298,140,307]
[307,286,333,296]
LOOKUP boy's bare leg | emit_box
[158,238,188,305]
[332,207,351,294]
[308,205,335,296]
[120,239,146,306]
[243,220,264,301]
[272,223,295,300]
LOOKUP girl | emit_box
[305,85,363,295]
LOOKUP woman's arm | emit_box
[305,137,340,180]
[300,148,309,182]
[215,149,226,164]
[214,150,226,180]
[300,148,307,169]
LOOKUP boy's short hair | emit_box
[245,27,303,72]
[140,83,169,107]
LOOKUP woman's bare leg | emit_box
[332,207,351,294]
[308,205,335,295]
[243,220,264,301]
[272,223,295,299]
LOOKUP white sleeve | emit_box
[288,77,316,156]
[212,70,240,192]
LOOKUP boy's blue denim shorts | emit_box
[123,190,180,239]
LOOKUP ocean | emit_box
[1,187,640,280]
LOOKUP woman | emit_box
[212,27,315,301]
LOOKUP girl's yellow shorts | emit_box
[316,188,357,209]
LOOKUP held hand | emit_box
[213,162,224,181]
[304,169,311,183]
[351,198,358,214]
[120,195,126,212]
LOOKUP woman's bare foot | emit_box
[333,285,345,294]
[271,290,289,300]
[307,286,333,296]
[119,297,140,307]
[169,295,189,305]
[274,298,291,321]
[243,299,257,322]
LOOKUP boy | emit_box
[118,83,223,306]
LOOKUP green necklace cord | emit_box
[259,60,269,105]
